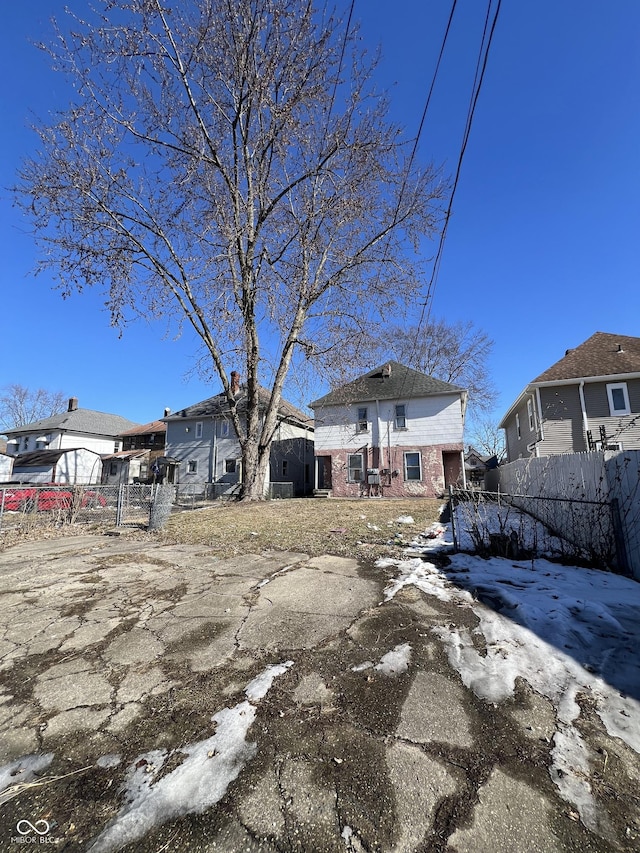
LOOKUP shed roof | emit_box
[310,361,465,408]
[11,448,101,468]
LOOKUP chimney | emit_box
[230,371,241,395]
[68,397,78,412]
[382,363,392,378]
[617,344,624,353]
[163,407,171,417]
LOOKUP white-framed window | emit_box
[347,453,363,482]
[225,458,237,474]
[187,459,198,474]
[606,383,631,416]
[114,441,120,453]
[195,421,203,439]
[404,451,422,481]
[527,399,535,431]
[356,407,368,433]
[515,413,521,440]
[220,421,229,438]
[395,404,407,429]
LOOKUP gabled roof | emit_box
[120,420,166,437]
[6,408,140,438]
[532,332,640,383]
[165,386,311,428]
[310,361,465,408]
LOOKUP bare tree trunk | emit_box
[240,439,271,500]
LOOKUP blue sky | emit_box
[1,1,638,428]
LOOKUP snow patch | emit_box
[374,643,411,676]
[0,753,54,794]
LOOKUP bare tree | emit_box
[468,417,506,462]
[369,319,497,414]
[0,384,68,432]
[15,0,445,499]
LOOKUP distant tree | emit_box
[14,0,446,499]
[0,384,67,431]
[375,319,497,414]
[468,417,506,462]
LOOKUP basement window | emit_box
[225,458,237,474]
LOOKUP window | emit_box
[515,413,521,440]
[225,458,237,474]
[220,421,229,438]
[195,421,203,439]
[606,383,631,416]
[282,460,288,477]
[527,399,535,432]
[187,460,198,474]
[114,441,120,453]
[395,404,407,429]
[149,434,155,444]
[110,462,118,476]
[356,407,368,433]
[404,451,422,481]
[347,453,363,482]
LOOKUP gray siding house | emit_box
[164,379,314,496]
[500,332,640,462]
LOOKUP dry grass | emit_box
[161,497,443,559]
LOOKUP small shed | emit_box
[10,448,103,485]
[0,453,13,483]
[101,450,150,485]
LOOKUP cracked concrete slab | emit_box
[397,671,474,747]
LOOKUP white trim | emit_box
[606,382,631,416]
[347,452,364,482]
[403,451,422,481]
[578,381,589,445]
[195,421,203,439]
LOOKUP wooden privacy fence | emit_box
[496,451,640,580]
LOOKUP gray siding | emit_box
[538,385,587,453]
[504,394,538,461]
[583,379,640,449]
[166,418,219,483]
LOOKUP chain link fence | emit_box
[449,487,626,572]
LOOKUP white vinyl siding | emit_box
[395,404,407,429]
[356,408,368,433]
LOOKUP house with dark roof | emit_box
[101,419,168,485]
[309,362,467,498]
[499,332,640,462]
[4,397,140,484]
[164,374,314,495]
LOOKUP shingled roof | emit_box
[532,332,640,383]
[165,386,311,427]
[310,361,465,408]
[5,406,140,437]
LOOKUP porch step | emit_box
[313,489,333,498]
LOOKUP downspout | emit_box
[211,419,217,484]
[578,381,589,449]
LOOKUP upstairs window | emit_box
[187,459,198,474]
[195,421,203,439]
[356,408,368,433]
[515,413,521,440]
[607,383,631,416]
[220,421,230,438]
[527,399,535,432]
[395,404,407,429]
[348,453,363,482]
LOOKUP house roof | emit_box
[164,386,312,427]
[101,449,149,461]
[11,448,101,468]
[119,420,167,437]
[310,361,465,408]
[499,332,640,428]
[5,408,140,438]
[532,332,640,383]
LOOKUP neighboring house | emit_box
[0,453,13,482]
[164,374,314,496]
[10,448,104,485]
[500,332,640,462]
[4,397,140,485]
[101,418,168,485]
[310,361,467,498]
[465,446,491,487]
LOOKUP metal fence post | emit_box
[0,489,5,533]
[116,484,125,527]
[448,485,458,552]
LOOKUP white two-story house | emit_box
[310,362,467,497]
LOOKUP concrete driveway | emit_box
[0,534,634,852]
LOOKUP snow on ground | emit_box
[0,752,54,796]
[380,516,640,833]
[88,661,294,853]
[351,643,412,676]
